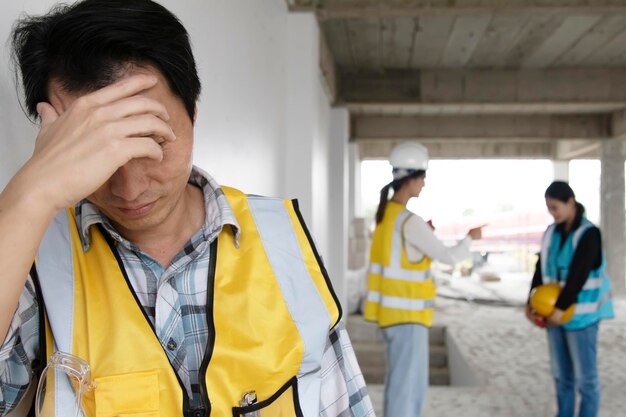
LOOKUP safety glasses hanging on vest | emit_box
[35,351,96,417]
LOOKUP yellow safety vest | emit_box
[36,186,341,417]
[363,201,436,328]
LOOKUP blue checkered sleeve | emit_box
[319,321,376,417]
[0,277,39,416]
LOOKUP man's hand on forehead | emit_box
[84,74,169,119]
[21,73,177,212]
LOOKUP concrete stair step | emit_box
[346,315,384,343]
[430,325,446,346]
[430,344,448,367]
[346,314,447,346]
[353,342,450,385]
[361,364,386,384]
[348,315,451,385]
[360,364,450,386]
[351,342,448,367]
[430,366,451,386]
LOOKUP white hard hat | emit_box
[389,142,428,180]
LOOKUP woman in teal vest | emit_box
[526,181,614,417]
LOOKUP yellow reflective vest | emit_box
[35,186,341,417]
[363,201,436,328]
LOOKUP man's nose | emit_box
[108,161,149,202]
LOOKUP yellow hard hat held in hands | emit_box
[530,283,575,324]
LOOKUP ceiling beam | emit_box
[339,69,626,106]
[288,0,626,20]
[352,114,609,141]
[555,140,602,159]
[345,102,626,116]
[358,139,558,159]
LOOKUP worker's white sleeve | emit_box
[403,214,472,267]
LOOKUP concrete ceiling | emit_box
[288,0,626,159]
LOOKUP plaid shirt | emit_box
[0,167,374,416]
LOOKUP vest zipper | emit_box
[197,239,218,417]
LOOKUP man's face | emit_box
[47,65,195,235]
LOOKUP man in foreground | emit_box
[0,1,374,416]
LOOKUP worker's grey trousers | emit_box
[382,323,429,417]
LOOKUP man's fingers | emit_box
[103,95,170,123]
[37,102,59,129]
[110,114,176,143]
[121,136,165,162]
[84,74,158,107]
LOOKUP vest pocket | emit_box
[232,376,303,417]
[94,369,160,417]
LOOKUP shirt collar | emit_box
[76,166,241,252]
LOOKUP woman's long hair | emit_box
[375,170,425,224]
[545,180,586,216]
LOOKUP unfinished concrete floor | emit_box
[353,296,626,417]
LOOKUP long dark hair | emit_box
[375,170,425,224]
[545,181,585,215]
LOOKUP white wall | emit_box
[348,143,363,220]
[165,0,289,196]
[0,1,49,189]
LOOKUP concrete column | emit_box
[348,143,362,220]
[553,160,569,181]
[327,108,350,309]
[600,138,626,295]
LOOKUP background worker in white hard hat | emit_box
[364,141,484,417]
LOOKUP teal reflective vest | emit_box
[540,217,614,330]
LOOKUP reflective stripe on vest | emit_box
[367,291,435,311]
[539,217,614,330]
[36,187,340,417]
[364,201,436,328]
[574,290,612,314]
[36,210,78,417]
[368,263,430,282]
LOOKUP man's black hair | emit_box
[11,0,200,121]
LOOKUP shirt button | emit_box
[192,409,205,417]
[166,338,177,351]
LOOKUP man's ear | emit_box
[193,103,198,124]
